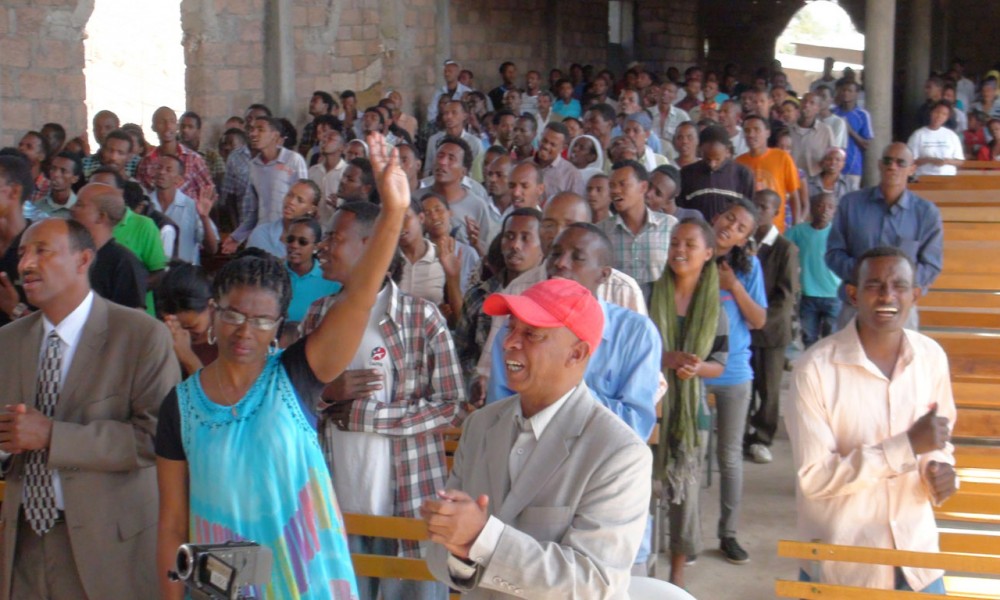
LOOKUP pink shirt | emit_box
[786,321,956,591]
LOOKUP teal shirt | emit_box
[286,261,341,323]
[786,222,841,298]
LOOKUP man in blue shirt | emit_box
[485,223,661,440]
[832,79,873,190]
[826,142,943,330]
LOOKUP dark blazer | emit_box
[751,233,800,348]
[0,294,180,600]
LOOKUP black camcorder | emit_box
[169,541,273,600]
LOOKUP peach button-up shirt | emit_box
[786,321,956,591]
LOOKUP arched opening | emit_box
[83,0,186,149]
[774,1,864,94]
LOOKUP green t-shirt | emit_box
[113,208,167,315]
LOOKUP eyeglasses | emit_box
[881,156,909,168]
[285,235,313,246]
[213,302,283,331]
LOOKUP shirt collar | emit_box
[514,386,577,440]
[42,191,77,212]
[150,189,193,212]
[613,206,667,231]
[872,186,914,211]
[831,318,917,380]
[43,291,95,345]
[759,225,779,247]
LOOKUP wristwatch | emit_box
[10,303,28,319]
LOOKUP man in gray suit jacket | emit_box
[421,278,652,599]
[0,219,180,599]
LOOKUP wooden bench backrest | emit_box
[912,176,1000,190]
[342,513,440,583]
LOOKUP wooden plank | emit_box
[922,291,1000,309]
[940,206,1000,223]
[938,529,1000,555]
[920,307,1000,329]
[912,177,1000,190]
[343,513,429,541]
[777,540,1000,574]
[350,554,435,580]
[954,408,1000,440]
[928,332,1000,378]
[923,190,1000,205]
[936,492,1000,523]
[958,161,1000,170]
[776,579,977,600]
[944,222,1000,242]
[942,575,1000,598]
[952,380,1000,409]
[956,447,1000,470]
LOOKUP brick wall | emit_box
[634,0,701,75]
[0,0,93,147]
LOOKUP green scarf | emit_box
[650,261,720,502]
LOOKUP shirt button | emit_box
[516,448,525,455]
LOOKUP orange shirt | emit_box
[736,149,800,231]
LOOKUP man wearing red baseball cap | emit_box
[421,278,652,598]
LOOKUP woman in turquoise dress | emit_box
[156,135,409,600]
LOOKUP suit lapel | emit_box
[18,315,44,407]
[56,296,108,418]
[484,402,516,509]
[497,385,594,522]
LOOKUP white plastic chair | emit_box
[628,576,698,600]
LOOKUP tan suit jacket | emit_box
[0,295,180,599]
[427,384,652,599]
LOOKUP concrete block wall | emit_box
[1,0,94,147]
[634,0,701,75]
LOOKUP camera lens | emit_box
[176,544,196,580]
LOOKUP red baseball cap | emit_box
[483,278,604,352]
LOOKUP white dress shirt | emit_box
[786,322,956,591]
[35,291,96,510]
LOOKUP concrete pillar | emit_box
[902,0,932,137]
[263,0,295,118]
[545,0,562,70]
[435,0,452,71]
[863,0,897,186]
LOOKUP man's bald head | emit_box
[77,183,126,226]
[540,192,592,254]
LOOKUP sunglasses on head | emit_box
[285,235,313,246]
[881,156,909,168]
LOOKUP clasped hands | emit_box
[419,489,490,559]
[0,404,52,454]
[906,403,956,504]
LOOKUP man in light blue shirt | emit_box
[149,155,218,265]
[427,59,474,122]
[826,143,943,329]
[486,223,660,440]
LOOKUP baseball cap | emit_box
[483,278,604,352]
[625,112,653,132]
[443,59,459,67]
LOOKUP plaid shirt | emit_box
[135,144,215,199]
[30,173,50,204]
[81,153,141,179]
[597,208,678,285]
[220,146,252,221]
[199,148,226,187]
[302,283,467,556]
[453,273,504,380]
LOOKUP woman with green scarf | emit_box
[651,217,729,588]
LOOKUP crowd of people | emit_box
[0,53,968,599]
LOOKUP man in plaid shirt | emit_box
[134,106,215,200]
[300,201,467,600]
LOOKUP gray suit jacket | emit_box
[0,295,180,600]
[427,383,652,599]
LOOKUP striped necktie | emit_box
[24,331,62,536]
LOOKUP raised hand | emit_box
[907,403,951,455]
[196,186,217,219]
[465,217,481,250]
[438,236,461,279]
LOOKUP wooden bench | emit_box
[775,540,1000,599]
[343,513,462,599]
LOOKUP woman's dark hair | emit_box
[717,198,759,275]
[157,263,212,315]
[677,216,717,252]
[286,216,322,247]
[212,249,292,317]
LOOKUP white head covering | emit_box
[569,134,606,183]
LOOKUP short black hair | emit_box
[501,206,543,234]
[157,263,212,315]
[286,216,323,245]
[587,103,617,123]
[180,111,202,130]
[337,201,381,237]
[22,131,51,159]
[675,216,717,251]
[517,113,538,132]
[741,114,770,131]
[436,135,474,172]
[543,121,570,141]
[246,103,273,116]
[314,114,342,132]
[0,153,34,202]
[611,159,649,182]
[340,90,356,100]
[851,246,916,286]
[347,158,377,203]
[90,166,126,189]
[223,128,248,145]
[41,122,67,150]
[103,129,134,152]
[277,118,298,149]
[312,91,335,111]
[493,110,517,125]
[213,250,292,317]
[563,222,613,267]
[65,218,97,254]
[52,150,84,179]
[498,61,515,74]
[161,153,186,176]
[652,164,681,190]
[122,181,148,211]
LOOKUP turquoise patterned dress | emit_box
[175,351,359,599]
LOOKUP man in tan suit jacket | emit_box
[0,219,179,599]
[422,278,651,599]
